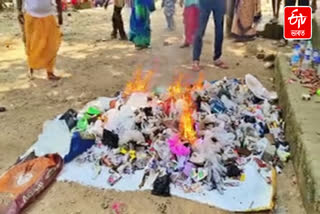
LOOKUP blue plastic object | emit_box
[64,132,95,163]
[210,99,226,114]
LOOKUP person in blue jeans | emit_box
[192,0,228,71]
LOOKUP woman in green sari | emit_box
[129,0,155,49]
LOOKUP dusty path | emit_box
[0,5,305,214]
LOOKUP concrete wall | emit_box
[275,54,320,214]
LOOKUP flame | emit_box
[167,73,198,144]
[192,72,204,91]
[179,93,197,144]
[168,73,185,100]
[124,70,154,96]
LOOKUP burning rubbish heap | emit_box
[61,71,289,195]
[0,71,291,213]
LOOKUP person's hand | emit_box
[18,12,24,25]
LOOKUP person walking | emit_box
[129,0,156,50]
[17,0,63,80]
[231,0,261,42]
[162,0,176,31]
[271,0,282,23]
[192,0,228,71]
[105,0,128,40]
[179,0,199,48]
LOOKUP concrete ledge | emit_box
[275,55,320,214]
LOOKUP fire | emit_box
[124,70,154,96]
[179,93,197,144]
[168,73,185,100]
[192,72,204,91]
[167,72,199,144]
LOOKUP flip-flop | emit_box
[214,59,229,69]
[192,61,202,72]
[180,43,190,48]
[47,73,61,81]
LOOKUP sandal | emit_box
[213,59,229,69]
[135,45,149,50]
[47,72,61,81]
[180,43,190,48]
[192,61,201,72]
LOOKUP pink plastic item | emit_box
[111,202,126,214]
[168,135,191,156]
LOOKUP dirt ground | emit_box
[0,4,306,214]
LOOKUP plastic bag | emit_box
[64,132,95,163]
[102,129,119,148]
[245,74,278,100]
[0,154,63,214]
[151,174,171,197]
[59,109,78,130]
[22,119,72,158]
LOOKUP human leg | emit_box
[116,6,127,40]
[298,0,309,6]
[276,0,282,18]
[212,9,225,61]
[285,0,296,6]
[192,7,211,61]
[111,6,117,39]
[272,0,276,17]
[165,14,173,30]
[312,0,317,12]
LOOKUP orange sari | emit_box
[24,13,61,71]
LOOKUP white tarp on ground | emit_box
[22,116,275,212]
[57,145,275,212]
[21,93,276,213]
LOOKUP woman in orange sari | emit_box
[231,0,261,42]
[18,0,63,80]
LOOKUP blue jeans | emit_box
[193,0,226,61]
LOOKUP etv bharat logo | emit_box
[284,6,312,40]
[288,9,307,30]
